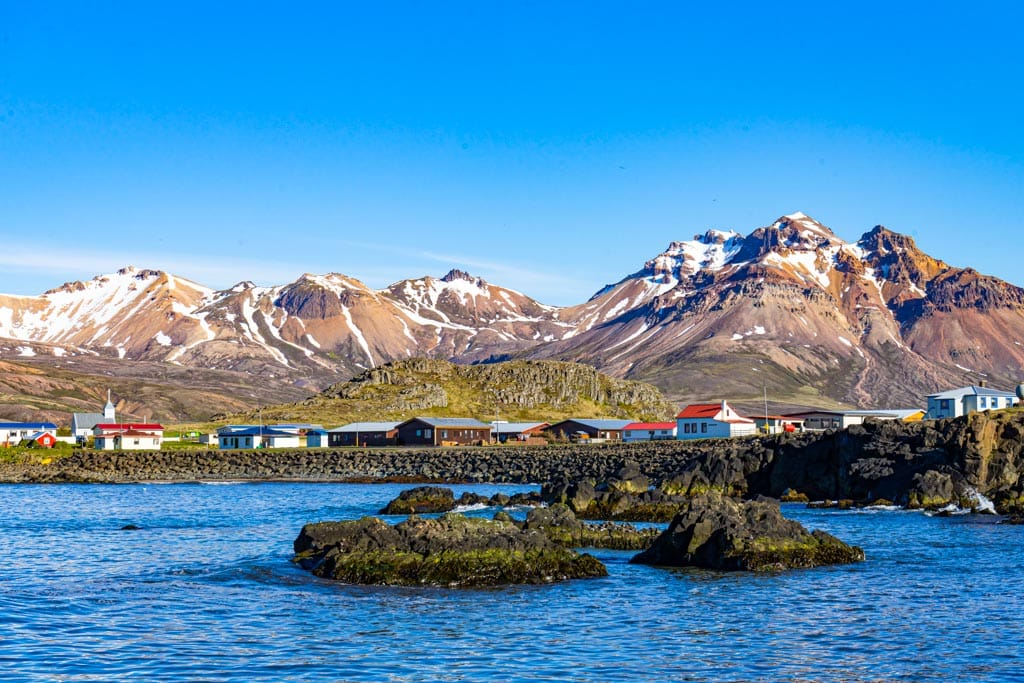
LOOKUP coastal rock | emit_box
[630,493,864,572]
[379,486,456,514]
[293,513,607,586]
[523,503,658,550]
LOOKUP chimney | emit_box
[721,399,728,417]
[979,379,988,388]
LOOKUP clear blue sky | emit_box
[2,2,1022,305]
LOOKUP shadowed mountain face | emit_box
[2,213,1023,416]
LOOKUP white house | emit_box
[622,421,678,442]
[0,422,58,446]
[217,427,300,450]
[926,384,1020,420]
[92,423,164,450]
[676,401,756,440]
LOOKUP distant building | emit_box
[544,419,633,442]
[327,422,401,447]
[676,401,756,440]
[925,384,1019,420]
[492,421,549,443]
[752,415,803,435]
[788,409,925,431]
[72,393,117,440]
[25,431,57,448]
[217,427,300,450]
[0,422,58,447]
[396,417,491,447]
[92,423,164,450]
[304,429,327,448]
[622,422,677,442]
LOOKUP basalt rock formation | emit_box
[292,513,607,587]
[630,493,864,571]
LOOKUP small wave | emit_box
[453,503,491,513]
[198,481,246,486]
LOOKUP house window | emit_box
[441,430,448,439]
[701,423,708,433]
[415,429,422,437]
[425,429,433,439]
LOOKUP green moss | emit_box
[318,547,606,586]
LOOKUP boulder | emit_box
[379,486,456,514]
[293,513,607,586]
[630,493,864,572]
[523,504,659,550]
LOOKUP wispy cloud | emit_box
[0,240,598,305]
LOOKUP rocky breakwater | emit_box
[631,493,865,572]
[292,513,606,587]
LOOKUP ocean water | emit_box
[1,482,1022,682]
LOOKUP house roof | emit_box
[96,430,162,438]
[927,385,1018,399]
[402,417,490,428]
[26,431,54,441]
[219,427,298,438]
[842,409,923,419]
[550,419,632,430]
[328,421,402,433]
[72,413,105,430]
[676,404,723,419]
[624,422,677,430]
[492,422,549,433]
[94,423,164,431]
[0,422,57,430]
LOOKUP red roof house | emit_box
[676,400,756,440]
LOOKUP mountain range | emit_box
[2,212,1022,420]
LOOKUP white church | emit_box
[71,393,117,442]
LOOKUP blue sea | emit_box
[1,482,1022,682]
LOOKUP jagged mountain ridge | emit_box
[2,212,1022,409]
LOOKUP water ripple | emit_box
[1,484,1023,681]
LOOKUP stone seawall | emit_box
[0,440,755,485]
[5,409,1024,513]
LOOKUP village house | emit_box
[492,421,549,443]
[396,417,491,446]
[925,383,1020,420]
[0,422,58,447]
[304,429,327,448]
[543,419,632,442]
[622,421,678,442]
[751,415,803,435]
[217,426,300,450]
[327,422,401,447]
[92,423,164,450]
[676,401,756,440]
[788,409,922,431]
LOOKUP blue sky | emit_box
[2,2,1022,305]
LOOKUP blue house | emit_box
[0,422,58,447]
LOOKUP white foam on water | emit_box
[452,503,492,513]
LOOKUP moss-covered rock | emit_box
[630,493,864,572]
[523,503,659,550]
[379,486,456,514]
[293,513,607,586]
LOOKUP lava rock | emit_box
[630,493,864,572]
[293,513,606,586]
[379,486,457,514]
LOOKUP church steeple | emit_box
[104,390,116,421]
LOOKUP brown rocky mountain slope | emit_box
[2,213,1023,420]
